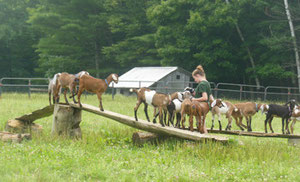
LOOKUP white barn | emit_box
[110,67,191,95]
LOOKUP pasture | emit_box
[1,93,300,181]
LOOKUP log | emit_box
[5,119,43,133]
[52,104,82,139]
[132,132,167,145]
[68,103,228,143]
[0,131,31,143]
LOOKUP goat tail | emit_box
[129,88,138,94]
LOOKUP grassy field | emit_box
[1,93,300,181]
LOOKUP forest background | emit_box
[1,0,300,88]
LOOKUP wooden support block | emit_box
[132,132,167,145]
[52,104,82,139]
[5,119,43,133]
[0,131,31,143]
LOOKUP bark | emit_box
[284,0,300,91]
[52,104,82,139]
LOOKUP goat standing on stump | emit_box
[130,88,180,127]
[48,73,61,105]
[75,73,118,111]
[264,100,297,134]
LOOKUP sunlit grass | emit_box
[0,93,300,181]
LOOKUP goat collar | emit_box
[105,79,109,86]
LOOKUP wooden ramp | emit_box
[15,105,54,123]
[68,103,228,143]
[207,129,300,139]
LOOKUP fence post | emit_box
[28,80,31,98]
[239,85,242,100]
[288,88,291,102]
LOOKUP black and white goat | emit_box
[166,91,192,127]
[263,100,297,134]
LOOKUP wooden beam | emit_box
[207,129,300,139]
[68,103,228,143]
[0,131,31,143]
[15,105,54,123]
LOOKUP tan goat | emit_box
[75,73,118,111]
[130,88,180,126]
[234,102,268,131]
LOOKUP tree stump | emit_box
[0,131,31,143]
[52,104,82,139]
[132,132,167,145]
[5,119,43,133]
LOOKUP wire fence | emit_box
[0,77,299,102]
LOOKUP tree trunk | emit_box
[52,104,82,139]
[95,42,100,78]
[225,0,260,88]
[284,0,300,91]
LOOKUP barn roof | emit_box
[110,67,190,88]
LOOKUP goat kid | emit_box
[75,73,118,111]
[210,99,239,131]
[263,100,297,134]
[48,73,61,105]
[130,88,180,126]
[180,98,203,132]
[234,102,268,131]
[166,91,192,127]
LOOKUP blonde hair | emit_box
[192,65,205,76]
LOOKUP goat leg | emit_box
[218,113,222,131]
[285,118,290,134]
[268,116,274,133]
[64,89,69,104]
[290,119,296,134]
[175,113,181,128]
[159,107,165,127]
[97,93,104,111]
[189,115,194,132]
[211,114,215,130]
[143,103,150,122]
[248,116,252,132]
[134,101,141,121]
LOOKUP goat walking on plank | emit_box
[234,102,268,131]
[48,73,61,105]
[58,71,90,104]
[130,88,180,127]
[264,100,297,134]
[75,73,118,111]
[210,99,239,131]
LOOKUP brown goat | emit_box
[180,99,208,133]
[75,73,118,111]
[57,72,77,104]
[233,102,268,131]
[130,88,180,126]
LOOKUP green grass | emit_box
[1,93,300,181]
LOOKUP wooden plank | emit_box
[68,103,228,143]
[207,129,300,139]
[16,105,54,123]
